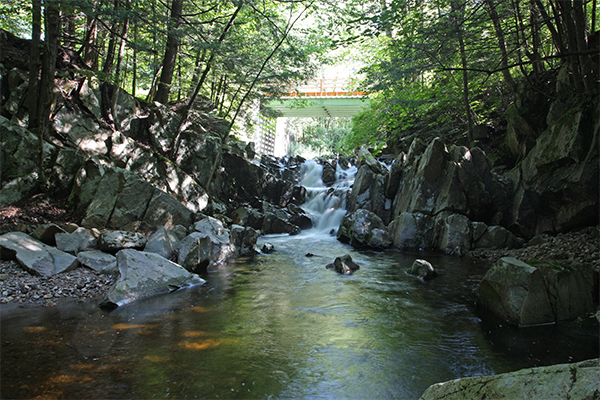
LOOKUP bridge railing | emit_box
[267,78,367,98]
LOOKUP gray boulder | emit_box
[389,212,435,250]
[327,254,360,275]
[77,250,118,275]
[101,249,205,308]
[477,257,554,326]
[435,213,471,256]
[231,207,265,230]
[419,358,599,400]
[144,227,183,259]
[230,225,259,257]
[0,232,79,276]
[337,209,392,249]
[193,217,234,266]
[55,227,98,254]
[408,259,437,280]
[98,230,147,254]
[474,225,521,249]
[176,232,212,272]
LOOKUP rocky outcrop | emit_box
[419,358,600,400]
[0,232,79,276]
[477,257,599,326]
[337,209,392,249]
[100,249,205,308]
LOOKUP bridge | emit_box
[263,79,369,117]
[256,79,370,155]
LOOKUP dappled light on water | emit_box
[1,233,598,399]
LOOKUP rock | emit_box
[77,250,118,275]
[261,243,275,254]
[327,254,360,275]
[143,227,182,259]
[143,188,194,229]
[55,227,98,254]
[230,225,259,257]
[419,359,600,400]
[346,165,389,223]
[176,232,212,272]
[474,225,521,249]
[357,146,387,175]
[337,209,392,249]
[30,223,66,246]
[81,168,127,228]
[530,259,599,323]
[0,232,79,276]
[231,207,265,230]
[98,231,147,254]
[408,259,437,280]
[322,162,336,186]
[100,249,205,308]
[0,175,39,207]
[435,213,471,256]
[262,212,301,235]
[108,174,156,229]
[476,257,555,326]
[389,212,435,250]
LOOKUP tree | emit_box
[153,0,183,104]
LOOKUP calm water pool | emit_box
[1,232,597,399]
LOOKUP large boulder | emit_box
[0,232,79,276]
[477,257,598,325]
[143,226,185,260]
[230,225,259,257]
[337,209,392,249]
[419,358,600,400]
[101,249,205,308]
[434,212,471,256]
[389,212,435,250]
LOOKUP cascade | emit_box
[298,160,357,233]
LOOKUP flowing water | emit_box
[1,162,597,399]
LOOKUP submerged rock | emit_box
[408,259,437,280]
[419,358,600,400]
[327,254,360,275]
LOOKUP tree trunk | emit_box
[451,0,473,143]
[484,0,517,90]
[111,1,130,130]
[28,0,42,137]
[36,0,61,188]
[154,0,184,104]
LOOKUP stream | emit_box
[1,161,598,399]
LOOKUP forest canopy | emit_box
[1,0,598,158]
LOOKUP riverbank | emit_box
[1,197,598,308]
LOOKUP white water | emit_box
[298,160,358,234]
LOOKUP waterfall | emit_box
[298,160,357,234]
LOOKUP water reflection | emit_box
[1,233,598,399]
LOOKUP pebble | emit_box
[468,230,600,271]
[0,260,115,306]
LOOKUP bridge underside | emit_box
[265,97,369,117]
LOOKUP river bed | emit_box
[1,231,597,399]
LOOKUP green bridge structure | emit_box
[256,79,370,155]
